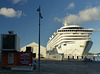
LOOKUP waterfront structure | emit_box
[47,23,93,59]
[21,42,46,58]
[1,31,20,51]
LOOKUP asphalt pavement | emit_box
[0,60,100,74]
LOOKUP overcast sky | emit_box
[0,0,100,53]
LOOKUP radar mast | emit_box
[63,21,68,26]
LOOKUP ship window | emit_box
[64,44,66,46]
[58,30,60,32]
[63,27,84,29]
[73,33,78,34]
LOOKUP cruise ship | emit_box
[47,23,93,59]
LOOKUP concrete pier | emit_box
[0,60,100,74]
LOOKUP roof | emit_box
[21,42,46,51]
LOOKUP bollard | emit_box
[72,56,74,59]
[82,56,83,59]
[68,56,69,60]
[77,56,79,60]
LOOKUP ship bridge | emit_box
[60,25,84,30]
[58,25,93,34]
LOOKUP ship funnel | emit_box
[63,21,68,26]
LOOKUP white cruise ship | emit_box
[47,23,93,59]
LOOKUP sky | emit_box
[0,0,100,53]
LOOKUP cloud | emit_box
[12,0,27,4]
[79,7,100,21]
[0,7,22,18]
[64,14,83,24]
[56,7,100,24]
[54,17,62,22]
[93,29,100,32]
[65,2,75,10]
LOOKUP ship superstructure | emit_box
[47,23,93,59]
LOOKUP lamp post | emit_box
[37,6,43,72]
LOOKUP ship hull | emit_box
[47,40,93,59]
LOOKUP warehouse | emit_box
[21,42,46,58]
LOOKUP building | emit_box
[0,31,20,68]
[1,31,20,52]
[21,42,46,58]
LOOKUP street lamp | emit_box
[37,6,43,72]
